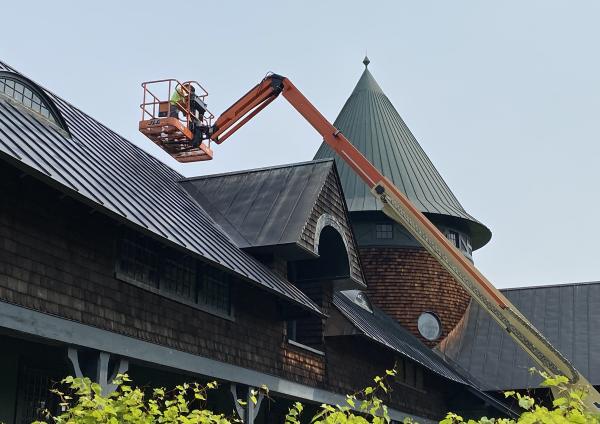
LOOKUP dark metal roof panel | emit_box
[0,60,321,316]
[313,66,491,249]
[333,291,468,384]
[179,160,333,249]
[440,282,600,390]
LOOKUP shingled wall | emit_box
[0,162,450,419]
[360,246,471,346]
[302,167,363,285]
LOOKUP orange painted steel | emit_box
[139,79,214,162]
[200,74,600,411]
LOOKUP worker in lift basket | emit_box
[169,83,193,119]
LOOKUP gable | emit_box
[181,160,365,287]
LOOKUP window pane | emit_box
[161,255,196,301]
[0,78,59,125]
[446,231,459,248]
[117,234,160,289]
[376,223,393,239]
[199,267,231,315]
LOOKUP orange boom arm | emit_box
[205,74,600,411]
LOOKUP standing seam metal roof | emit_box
[179,160,335,250]
[439,281,600,390]
[0,60,321,316]
[332,291,468,384]
[313,65,491,249]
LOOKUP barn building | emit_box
[0,57,533,424]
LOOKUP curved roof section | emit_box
[439,281,600,390]
[314,62,491,249]
[0,70,69,134]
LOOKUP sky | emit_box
[1,1,599,288]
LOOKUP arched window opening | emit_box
[292,225,351,282]
[316,226,350,280]
[0,72,69,134]
[286,225,350,352]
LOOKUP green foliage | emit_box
[34,368,600,424]
[34,374,235,424]
[441,369,600,424]
[283,368,398,424]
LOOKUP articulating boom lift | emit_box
[139,74,600,411]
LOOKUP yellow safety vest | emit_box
[170,86,185,105]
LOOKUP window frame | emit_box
[286,320,326,356]
[0,71,70,135]
[417,311,442,341]
[375,223,394,240]
[114,232,235,321]
[395,358,426,393]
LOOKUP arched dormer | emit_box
[180,159,366,288]
[0,71,69,135]
[293,214,353,286]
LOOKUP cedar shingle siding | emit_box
[0,163,455,419]
[360,247,471,346]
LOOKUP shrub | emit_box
[34,368,600,424]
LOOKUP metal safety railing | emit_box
[140,79,214,130]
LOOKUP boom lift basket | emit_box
[139,79,214,162]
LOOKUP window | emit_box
[459,234,472,256]
[116,234,160,289]
[116,233,232,317]
[417,312,442,341]
[396,358,425,391]
[287,320,298,341]
[199,267,232,316]
[286,319,325,355]
[375,223,393,239]
[162,254,196,301]
[0,77,57,124]
[442,228,473,259]
[446,230,459,248]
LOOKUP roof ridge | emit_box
[180,158,334,182]
[501,280,600,291]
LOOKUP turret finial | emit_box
[363,55,370,68]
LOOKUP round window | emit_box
[417,312,442,341]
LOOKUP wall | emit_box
[325,337,449,419]
[301,167,364,285]
[0,162,454,419]
[360,246,471,346]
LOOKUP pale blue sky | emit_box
[2,1,599,288]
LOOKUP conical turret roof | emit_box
[314,60,491,249]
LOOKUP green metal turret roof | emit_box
[314,58,491,250]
